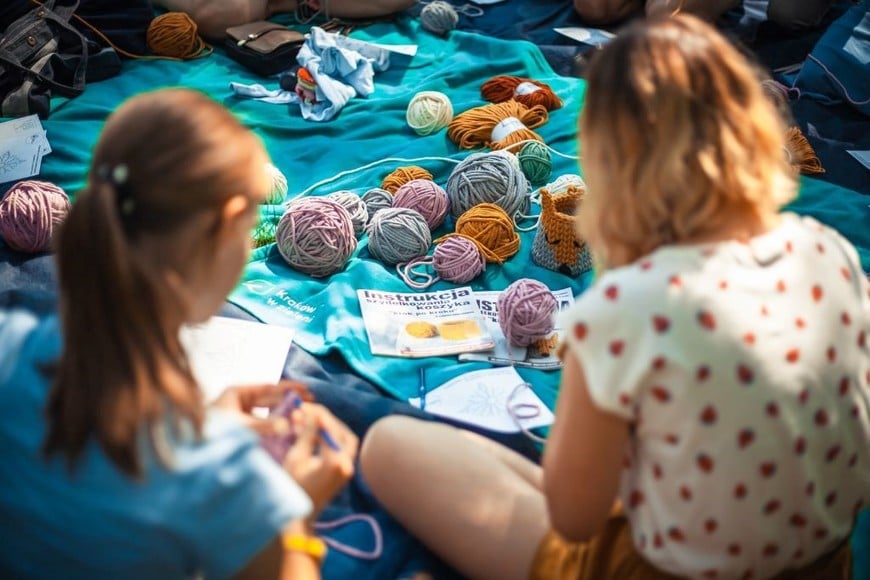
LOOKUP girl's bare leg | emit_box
[360,417,549,580]
[646,0,741,20]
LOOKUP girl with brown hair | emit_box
[360,14,868,579]
[0,88,358,579]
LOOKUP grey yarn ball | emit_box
[420,1,459,35]
[446,151,530,220]
[326,190,369,237]
[361,187,393,218]
[366,207,432,265]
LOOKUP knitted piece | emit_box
[531,185,592,277]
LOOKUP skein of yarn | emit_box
[481,75,563,111]
[275,197,357,278]
[543,174,586,196]
[420,1,459,35]
[367,207,432,265]
[146,12,211,59]
[381,166,434,193]
[437,202,519,264]
[327,190,369,236]
[0,180,70,254]
[361,187,393,218]
[392,179,450,230]
[446,152,529,220]
[406,91,454,136]
[517,141,552,185]
[448,100,549,151]
[433,235,485,283]
[498,278,557,347]
[265,163,289,204]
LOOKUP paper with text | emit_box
[180,316,295,403]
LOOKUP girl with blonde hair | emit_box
[0,88,358,579]
[360,14,868,579]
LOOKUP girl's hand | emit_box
[284,403,359,517]
[211,381,313,436]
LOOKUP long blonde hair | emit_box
[577,14,796,269]
[44,89,267,477]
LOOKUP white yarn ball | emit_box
[406,91,454,136]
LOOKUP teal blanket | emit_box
[35,18,869,413]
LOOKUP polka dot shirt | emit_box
[559,214,870,579]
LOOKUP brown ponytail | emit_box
[43,89,268,477]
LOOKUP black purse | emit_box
[0,0,90,118]
[224,21,305,77]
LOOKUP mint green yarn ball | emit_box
[518,142,552,185]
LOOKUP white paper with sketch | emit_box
[0,115,51,183]
[409,366,555,433]
[180,316,295,403]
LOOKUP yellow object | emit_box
[439,319,481,340]
[282,533,328,562]
[436,203,520,264]
[447,100,548,152]
[405,321,439,338]
[381,166,433,193]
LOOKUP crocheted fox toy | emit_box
[531,185,593,277]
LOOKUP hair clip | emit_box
[97,163,135,216]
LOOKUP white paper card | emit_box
[0,115,51,183]
[554,27,616,46]
[847,150,870,172]
[180,316,295,403]
[368,42,418,57]
[409,367,555,433]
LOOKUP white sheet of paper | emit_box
[847,150,870,172]
[180,316,295,403]
[0,139,42,183]
[368,42,418,57]
[409,367,555,433]
[554,27,616,46]
[0,114,50,155]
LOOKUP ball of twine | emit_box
[498,278,557,347]
[265,163,289,204]
[381,166,433,193]
[146,12,209,59]
[406,91,454,136]
[361,187,393,218]
[433,235,485,284]
[326,190,369,236]
[438,202,519,264]
[446,152,529,220]
[420,1,459,35]
[544,174,586,196]
[0,180,70,254]
[392,179,450,230]
[480,75,563,111]
[275,197,357,278]
[518,141,552,185]
[367,207,432,265]
[447,100,549,151]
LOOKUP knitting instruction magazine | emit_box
[357,287,495,358]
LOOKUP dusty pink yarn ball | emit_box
[0,180,70,253]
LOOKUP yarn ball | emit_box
[0,180,70,254]
[362,187,393,217]
[275,197,357,278]
[146,12,208,59]
[264,163,288,204]
[433,235,485,284]
[392,179,450,230]
[544,174,586,196]
[447,202,519,264]
[497,278,557,347]
[326,190,369,236]
[406,91,454,136]
[446,152,529,220]
[420,1,459,35]
[367,207,432,266]
[518,141,552,185]
[381,166,433,193]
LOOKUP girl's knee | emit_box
[360,416,418,478]
[573,0,639,25]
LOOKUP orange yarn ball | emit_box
[381,166,433,193]
[436,203,519,264]
[481,76,563,111]
[146,12,208,59]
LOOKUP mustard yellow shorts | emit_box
[530,509,851,580]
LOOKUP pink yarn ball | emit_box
[433,236,485,284]
[498,278,557,347]
[275,197,357,278]
[0,180,70,254]
[392,178,449,230]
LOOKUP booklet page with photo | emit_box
[357,286,495,358]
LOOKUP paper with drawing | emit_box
[409,367,555,433]
[0,115,51,184]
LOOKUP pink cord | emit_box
[806,54,870,106]
[315,513,383,560]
